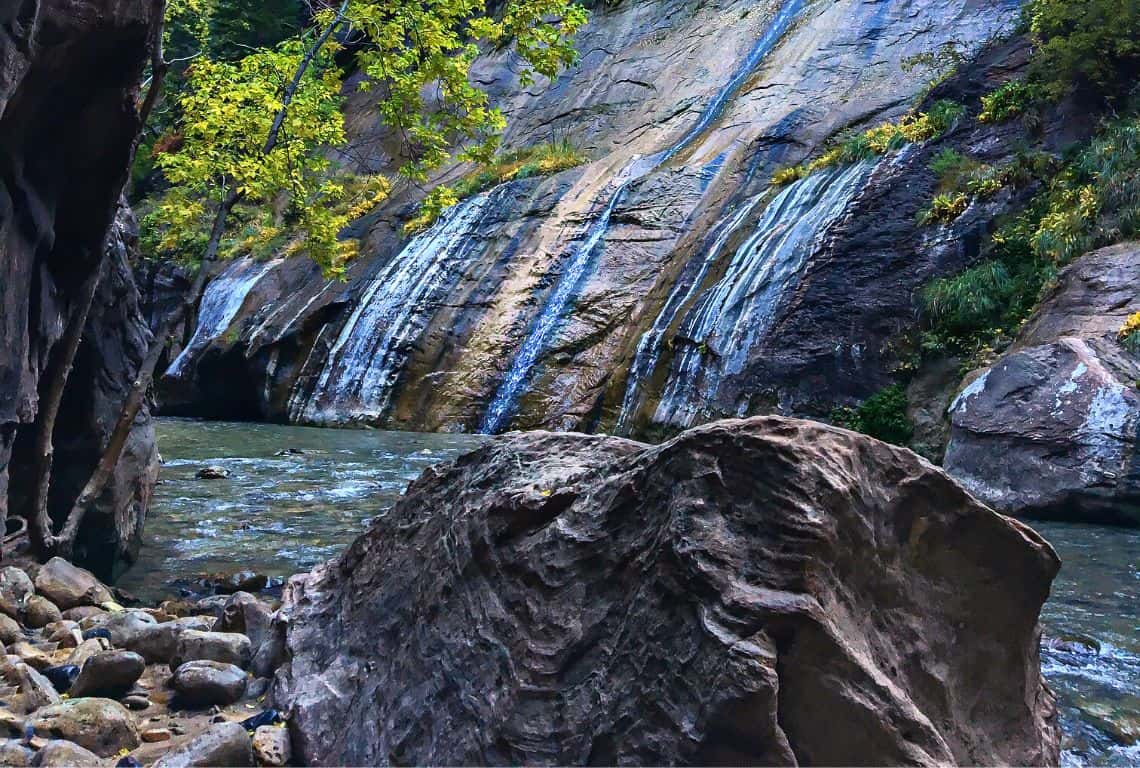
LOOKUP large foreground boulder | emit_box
[273,416,1060,766]
[944,243,1140,525]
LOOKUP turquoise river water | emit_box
[117,419,1138,765]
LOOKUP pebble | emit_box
[142,727,173,743]
[122,694,152,711]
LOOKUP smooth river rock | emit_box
[69,650,145,698]
[28,698,140,757]
[171,630,251,670]
[152,722,253,768]
[274,416,1061,765]
[945,243,1140,525]
[34,739,102,768]
[0,569,34,620]
[122,616,213,663]
[171,660,247,707]
[33,559,113,611]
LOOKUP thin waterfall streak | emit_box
[480,0,807,433]
[296,192,498,424]
[616,195,764,430]
[166,259,274,378]
[653,160,877,428]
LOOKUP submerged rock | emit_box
[27,698,139,757]
[275,416,1061,765]
[945,243,1140,525]
[194,467,231,480]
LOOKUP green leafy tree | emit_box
[33,0,586,561]
[1026,0,1140,99]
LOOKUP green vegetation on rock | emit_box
[405,138,588,235]
[831,384,914,446]
[771,100,965,186]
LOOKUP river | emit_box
[118,419,1138,765]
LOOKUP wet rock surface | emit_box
[275,416,1061,765]
[945,243,1140,524]
[149,0,1025,440]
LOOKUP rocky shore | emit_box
[0,558,286,767]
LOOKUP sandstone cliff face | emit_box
[0,0,159,577]
[150,0,1027,436]
[273,416,1061,766]
[944,244,1140,525]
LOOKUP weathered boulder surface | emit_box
[274,416,1060,766]
[34,558,113,611]
[28,698,139,757]
[151,722,253,768]
[0,0,160,578]
[945,243,1140,525]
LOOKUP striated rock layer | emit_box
[945,243,1140,525]
[149,0,1026,435]
[274,416,1061,766]
[0,0,159,576]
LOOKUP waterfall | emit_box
[165,258,274,378]
[479,0,808,434]
[653,160,878,428]
[293,191,499,425]
[615,195,764,430]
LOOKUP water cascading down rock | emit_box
[478,0,808,433]
[273,416,1061,766]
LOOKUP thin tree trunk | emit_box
[48,1,351,558]
[26,0,169,558]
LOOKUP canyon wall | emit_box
[0,0,159,578]
[153,0,1022,430]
